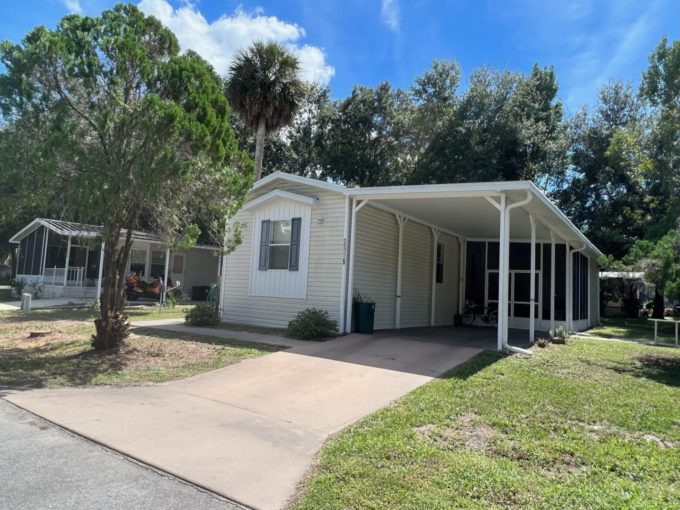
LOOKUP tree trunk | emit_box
[92,225,134,350]
[254,117,266,181]
[652,288,665,319]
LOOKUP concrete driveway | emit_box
[5,327,487,510]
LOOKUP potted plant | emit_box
[353,291,376,334]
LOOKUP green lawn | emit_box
[294,339,680,510]
[0,307,281,388]
[586,317,678,343]
[0,285,11,302]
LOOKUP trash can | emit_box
[353,302,375,333]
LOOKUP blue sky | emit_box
[1,0,678,114]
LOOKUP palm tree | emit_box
[226,41,305,180]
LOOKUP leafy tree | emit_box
[0,5,251,349]
[226,41,305,180]
[624,230,680,318]
[411,65,566,187]
[318,82,412,186]
[554,82,651,258]
[640,36,680,238]
[232,83,331,178]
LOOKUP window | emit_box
[150,250,165,278]
[129,249,147,276]
[258,218,301,271]
[436,243,444,283]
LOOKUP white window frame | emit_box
[267,219,292,271]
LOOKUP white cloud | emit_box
[380,0,400,32]
[138,0,335,84]
[61,0,82,14]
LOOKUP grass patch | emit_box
[0,285,12,302]
[294,339,680,510]
[0,308,281,388]
[586,317,678,343]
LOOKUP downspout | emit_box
[503,191,533,356]
[395,214,408,329]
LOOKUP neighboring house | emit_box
[9,218,219,300]
[220,172,603,351]
[599,271,654,316]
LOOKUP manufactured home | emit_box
[220,172,602,352]
[9,218,219,301]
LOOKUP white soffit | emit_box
[242,189,316,211]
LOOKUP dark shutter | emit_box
[258,220,270,270]
[289,217,302,271]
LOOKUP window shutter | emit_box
[258,220,270,270]
[288,217,302,271]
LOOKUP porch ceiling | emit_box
[351,187,602,258]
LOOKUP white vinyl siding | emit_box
[220,186,346,329]
[249,200,311,299]
[400,221,433,328]
[352,206,460,330]
[434,233,460,326]
[353,205,398,330]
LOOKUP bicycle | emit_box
[461,302,498,326]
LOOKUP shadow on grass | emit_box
[133,327,285,352]
[441,351,505,381]
[0,341,125,390]
[581,351,680,388]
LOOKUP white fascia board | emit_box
[526,182,603,258]
[253,171,347,194]
[8,219,45,243]
[242,189,316,211]
[346,180,533,199]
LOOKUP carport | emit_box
[342,181,602,353]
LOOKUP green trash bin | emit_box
[353,302,376,333]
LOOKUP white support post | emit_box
[529,215,536,343]
[345,199,368,333]
[162,248,170,304]
[550,232,556,333]
[83,247,89,287]
[63,235,72,286]
[458,238,466,315]
[566,245,572,331]
[497,194,507,351]
[40,227,48,277]
[430,227,440,327]
[339,196,351,333]
[395,214,408,329]
[96,242,105,300]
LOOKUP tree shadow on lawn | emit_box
[0,341,127,390]
[582,350,680,388]
[440,351,505,381]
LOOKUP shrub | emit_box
[287,308,338,340]
[185,303,218,326]
[533,337,551,348]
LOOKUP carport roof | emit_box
[254,172,603,258]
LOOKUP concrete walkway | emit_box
[5,325,487,510]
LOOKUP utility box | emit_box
[21,293,32,313]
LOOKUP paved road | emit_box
[0,400,244,510]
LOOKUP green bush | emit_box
[287,308,338,340]
[185,303,219,326]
